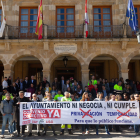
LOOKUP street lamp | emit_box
[63,56,68,67]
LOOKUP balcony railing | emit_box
[126,25,138,38]
[7,25,38,39]
[46,25,84,39]
[3,24,126,39]
[88,25,124,38]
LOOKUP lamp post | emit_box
[63,56,68,67]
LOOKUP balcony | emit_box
[126,25,138,38]
[7,25,38,39]
[46,25,84,39]
[3,24,126,40]
[88,25,124,38]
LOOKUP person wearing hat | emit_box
[60,91,73,135]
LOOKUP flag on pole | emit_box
[85,0,89,38]
[0,0,6,37]
[126,0,137,31]
[35,0,43,40]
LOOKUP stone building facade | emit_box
[0,0,140,87]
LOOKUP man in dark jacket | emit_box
[10,82,19,97]
[13,91,30,137]
[42,77,50,88]
[23,76,29,92]
[29,76,36,88]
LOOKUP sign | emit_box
[54,43,77,54]
[20,101,140,125]
[24,92,31,98]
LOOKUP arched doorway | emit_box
[13,56,43,84]
[89,55,119,81]
[0,60,4,85]
[128,55,140,81]
[50,55,81,83]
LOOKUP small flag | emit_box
[126,0,137,31]
[0,0,6,37]
[85,0,89,38]
[35,0,43,40]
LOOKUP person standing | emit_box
[109,79,115,93]
[134,93,140,135]
[7,76,12,92]
[10,82,19,97]
[42,77,50,88]
[13,91,30,137]
[27,84,35,99]
[88,76,97,86]
[60,92,73,135]
[114,81,123,95]
[52,78,59,90]
[19,79,24,91]
[42,92,57,136]
[60,76,66,90]
[1,93,14,138]
[2,77,8,89]
[29,76,36,88]
[28,94,40,136]
[23,76,29,92]
[80,92,90,135]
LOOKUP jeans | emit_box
[134,125,139,133]
[96,125,108,133]
[82,124,89,132]
[2,114,13,135]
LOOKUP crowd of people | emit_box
[0,75,140,138]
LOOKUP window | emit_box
[93,6,112,32]
[56,7,75,35]
[20,7,38,34]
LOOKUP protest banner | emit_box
[20,101,140,125]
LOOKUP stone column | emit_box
[81,66,89,88]
[119,69,129,82]
[42,70,51,82]
[135,60,140,81]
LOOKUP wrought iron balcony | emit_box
[126,25,138,38]
[88,25,124,38]
[46,25,84,39]
[7,25,38,39]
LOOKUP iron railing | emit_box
[126,25,139,38]
[46,25,84,39]
[88,25,124,38]
[7,25,38,39]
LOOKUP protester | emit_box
[60,92,73,135]
[136,81,140,94]
[36,84,45,96]
[42,92,57,136]
[50,86,58,98]
[123,93,130,101]
[88,81,94,93]
[71,80,78,92]
[94,92,110,135]
[97,80,102,92]
[42,77,50,88]
[77,84,82,96]
[37,90,43,101]
[52,78,59,90]
[13,91,30,137]
[1,93,14,138]
[23,76,29,91]
[123,85,132,95]
[80,92,90,135]
[7,76,12,92]
[109,78,115,93]
[27,83,35,99]
[83,86,89,94]
[2,88,13,100]
[2,77,8,89]
[62,80,70,93]
[11,82,19,97]
[134,93,140,135]
[114,81,123,95]
[88,76,97,85]
[29,76,36,88]
[54,90,64,101]
[60,76,66,90]
[19,79,23,91]
[28,94,40,136]
[44,83,52,93]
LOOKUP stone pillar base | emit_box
[81,69,89,89]
[119,69,129,83]
[42,70,51,82]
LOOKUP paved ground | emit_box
[0,125,140,140]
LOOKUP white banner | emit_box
[20,101,140,125]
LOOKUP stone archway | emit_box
[5,50,46,82]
